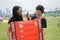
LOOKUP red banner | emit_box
[10,19,42,40]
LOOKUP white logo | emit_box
[20,30,23,33]
[19,23,23,28]
[21,35,24,38]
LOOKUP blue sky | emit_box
[0,0,60,13]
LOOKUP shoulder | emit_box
[8,17,14,24]
[40,16,46,22]
[42,18,46,20]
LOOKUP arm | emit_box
[41,18,47,40]
[7,26,12,40]
[31,16,37,20]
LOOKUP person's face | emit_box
[36,10,42,16]
[17,8,22,16]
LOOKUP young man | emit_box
[31,5,47,40]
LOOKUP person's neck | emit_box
[38,14,42,17]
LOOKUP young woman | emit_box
[31,5,47,40]
[7,6,23,40]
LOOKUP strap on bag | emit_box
[10,21,17,40]
[37,17,44,40]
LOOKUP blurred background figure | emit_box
[2,16,5,20]
[31,13,38,19]
[0,16,3,27]
[58,20,60,27]
[0,16,2,22]
[26,12,31,20]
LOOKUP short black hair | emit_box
[36,5,45,13]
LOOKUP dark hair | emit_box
[36,5,45,13]
[12,6,22,17]
[8,6,23,24]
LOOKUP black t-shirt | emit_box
[31,16,47,28]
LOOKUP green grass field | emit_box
[0,16,60,40]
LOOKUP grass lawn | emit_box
[45,16,60,40]
[0,16,60,40]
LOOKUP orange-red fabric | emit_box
[10,20,41,40]
[7,19,44,40]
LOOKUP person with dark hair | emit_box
[8,6,23,24]
[32,5,47,28]
[31,5,47,40]
[31,13,37,19]
[26,12,31,20]
[7,6,23,40]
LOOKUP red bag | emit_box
[10,19,43,40]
